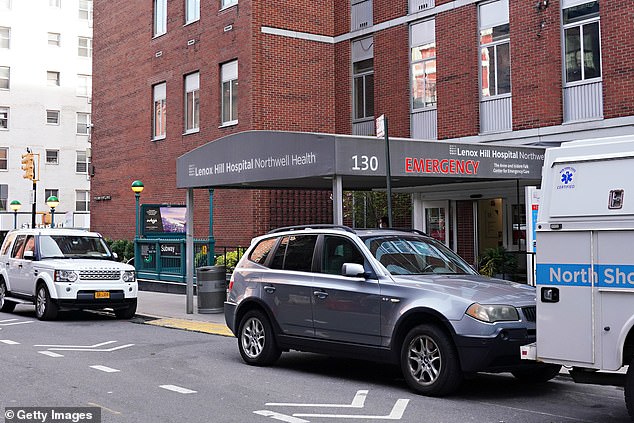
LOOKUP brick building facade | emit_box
[91,0,634,267]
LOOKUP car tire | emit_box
[238,309,281,366]
[114,299,137,319]
[625,357,634,420]
[511,364,561,383]
[400,323,463,396]
[0,281,16,313]
[35,284,58,321]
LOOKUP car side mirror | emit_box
[342,263,366,278]
[23,250,35,260]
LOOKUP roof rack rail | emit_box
[267,224,355,234]
[366,227,428,236]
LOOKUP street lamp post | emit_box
[9,200,21,229]
[131,180,144,239]
[46,196,59,228]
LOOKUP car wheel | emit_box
[35,284,58,321]
[512,364,561,383]
[0,281,16,313]
[400,323,463,396]
[114,299,137,319]
[238,310,281,366]
[625,357,634,420]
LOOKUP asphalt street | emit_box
[0,307,630,423]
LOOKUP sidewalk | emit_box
[136,290,234,337]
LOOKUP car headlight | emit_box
[122,270,136,282]
[466,303,519,323]
[55,270,78,282]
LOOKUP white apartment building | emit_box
[0,0,92,234]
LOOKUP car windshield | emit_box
[39,235,113,259]
[362,234,477,276]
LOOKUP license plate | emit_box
[95,291,110,299]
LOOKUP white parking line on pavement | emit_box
[294,398,410,420]
[38,351,64,358]
[266,390,368,408]
[0,340,19,345]
[253,410,309,423]
[159,385,197,394]
[90,365,120,373]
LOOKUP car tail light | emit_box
[228,277,234,292]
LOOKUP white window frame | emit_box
[0,184,6,211]
[186,0,200,23]
[221,0,238,10]
[78,37,92,57]
[44,189,59,204]
[184,72,200,133]
[0,107,8,130]
[0,147,7,170]
[79,0,93,20]
[76,112,91,135]
[154,0,167,37]
[479,0,511,99]
[46,110,60,125]
[410,20,436,111]
[47,71,60,86]
[221,61,238,126]
[77,74,92,97]
[48,32,61,47]
[0,66,9,90]
[153,83,166,140]
[76,151,88,173]
[0,27,9,49]
[562,1,601,87]
[45,150,59,165]
[75,190,90,212]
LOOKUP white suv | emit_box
[0,228,137,320]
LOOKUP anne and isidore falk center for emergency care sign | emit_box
[177,131,545,190]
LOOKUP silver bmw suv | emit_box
[224,225,559,396]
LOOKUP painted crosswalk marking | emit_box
[0,339,19,345]
[159,385,197,394]
[90,365,120,373]
[38,351,64,358]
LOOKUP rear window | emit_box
[248,237,277,265]
[270,235,317,272]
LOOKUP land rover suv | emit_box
[225,225,559,396]
[0,228,137,320]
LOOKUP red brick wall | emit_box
[601,0,634,118]
[374,25,411,138]
[436,5,479,139]
[374,0,407,25]
[335,42,352,134]
[511,0,562,130]
[334,0,350,36]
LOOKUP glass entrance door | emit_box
[423,201,449,246]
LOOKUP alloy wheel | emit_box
[241,317,265,359]
[36,287,47,318]
[407,334,442,386]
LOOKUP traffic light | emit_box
[21,153,34,180]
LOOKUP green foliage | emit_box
[215,250,241,272]
[478,246,517,277]
[195,250,210,268]
[105,238,134,262]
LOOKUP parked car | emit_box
[0,228,137,320]
[225,225,559,396]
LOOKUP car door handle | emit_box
[313,290,329,299]
[263,285,276,294]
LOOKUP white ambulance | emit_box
[521,135,634,419]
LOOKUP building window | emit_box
[0,107,8,129]
[76,151,88,173]
[76,190,90,212]
[186,0,200,23]
[479,0,510,98]
[221,0,237,9]
[49,0,61,7]
[0,148,7,170]
[44,189,59,204]
[77,74,92,97]
[353,57,374,120]
[47,110,60,125]
[411,20,436,110]
[184,72,200,133]
[0,27,9,49]
[152,83,166,139]
[0,66,9,89]
[563,1,600,84]
[0,184,7,211]
[76,112,91,135]
[78,37,92,57]
[221,61,238,125]
[154,0,167,36]
[79,0,92,20]
[46,150,59,164]
[48,32,61,46]
[47,71,60,86]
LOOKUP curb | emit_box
[133,313,235,337]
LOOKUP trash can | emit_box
[196,265,226,314]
